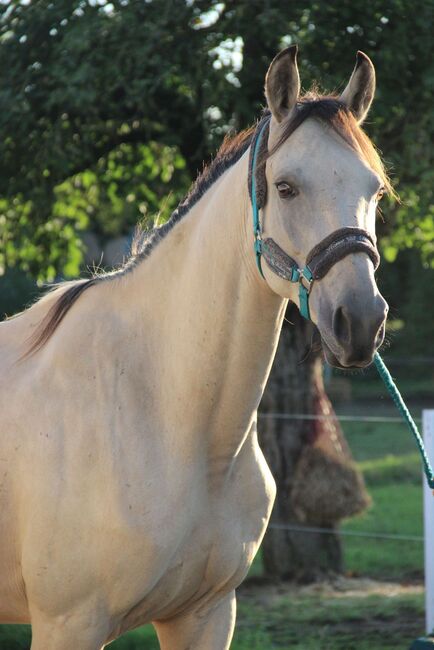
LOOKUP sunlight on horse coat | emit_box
[0,47,388,649]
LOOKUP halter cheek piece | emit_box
[249,115,380,320]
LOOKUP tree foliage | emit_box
[0,0,432,284]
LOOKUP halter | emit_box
[249,115,380,320]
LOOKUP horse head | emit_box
[255,46,389,368]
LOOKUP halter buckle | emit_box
[299,267,314,293]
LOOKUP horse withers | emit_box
[0,47,389,649]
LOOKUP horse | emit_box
[0,46,390,649]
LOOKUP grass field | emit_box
[0,395,430,649]
[342,418,423,581]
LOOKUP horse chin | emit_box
[321,340,346,369]
[320,337,373,370]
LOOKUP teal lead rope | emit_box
[374,352,434,491]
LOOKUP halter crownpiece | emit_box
[248,115,379,320]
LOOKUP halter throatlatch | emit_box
[249,115,380,320]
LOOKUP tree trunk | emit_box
[259,304,369,582]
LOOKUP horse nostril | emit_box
[329,296,387,366]
[332,306,351,346]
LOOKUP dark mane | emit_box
[129,124,255,261]
[24,94,393,356]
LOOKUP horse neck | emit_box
[122,150,286,464]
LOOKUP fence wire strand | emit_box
[268,523,423,542]
[259,412,422,424]
[262,409,426,543]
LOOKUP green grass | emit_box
[232,590,425,649]
[3,591,424,650]
[342,482,423,579]
[340,418,424,580]
[0,625,31,649]
[343,419,423,462]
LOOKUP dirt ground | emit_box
[240,575,424,604]
[235,576,426,649]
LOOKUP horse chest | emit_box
[115,437,275,629]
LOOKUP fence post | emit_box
[424,410,434,636]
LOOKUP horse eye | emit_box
[376,186,385,201]
[276,182,297,199]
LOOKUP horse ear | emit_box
[265,46,300,123]
[340,51,376,124]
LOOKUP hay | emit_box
[290,445,371,525]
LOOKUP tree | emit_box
[259,305,370,581]
[0,0,218,277]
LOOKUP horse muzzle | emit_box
[320,294,388,368]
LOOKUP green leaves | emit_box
[0,140,188,280]
[0,0,432,286]
[381,188,434,268]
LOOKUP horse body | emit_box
[0,48,390,648]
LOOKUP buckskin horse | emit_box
[0,47,389,648]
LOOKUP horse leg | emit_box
[30,612,110,650]
[154,591,236,650]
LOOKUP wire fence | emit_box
[259,412,423,424]
[268,523,424,543]
[260,408,428,544]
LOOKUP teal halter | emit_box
[249,115,434,491]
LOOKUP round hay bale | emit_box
[290,445,371,525]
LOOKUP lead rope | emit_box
[374,352,434,491]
